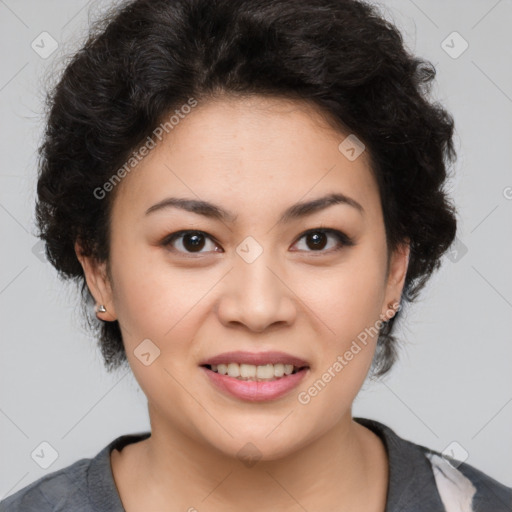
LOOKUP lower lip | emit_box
[200,366,309,402]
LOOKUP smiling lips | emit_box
[199,350,309,379]
[199,350,310,401]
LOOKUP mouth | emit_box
[198,351,310,401]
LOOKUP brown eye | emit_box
[164,231,219,254]
[305,232,328,250]
[292,228,354,253]
[183,233,205,251]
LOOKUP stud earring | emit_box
[97,304,107,313]
[381,301,398,323]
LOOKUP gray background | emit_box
[1,0,511,499]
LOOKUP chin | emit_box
[202,425,309,463]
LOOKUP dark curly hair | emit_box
[35,0,458,379]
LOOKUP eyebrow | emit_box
[144,192,364,223]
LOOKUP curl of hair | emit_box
[35,0,457,378]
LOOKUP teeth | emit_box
[240,364,256,378]
[227,363,239,377]
[257,364,275,379]
[210,363,301,380]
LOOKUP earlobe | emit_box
[74,241,117,321]
[382,240,410,320]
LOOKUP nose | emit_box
[216,251,297,333]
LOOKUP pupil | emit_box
[184,233,205,252]
[307,232,327,250]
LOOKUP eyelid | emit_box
[290,228,355,253]
[162,230,222,256]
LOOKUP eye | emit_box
[291,228,354,253]
[163,230,221,255]
[162,228,354,257]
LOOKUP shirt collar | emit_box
[88,418,445,511]
[88,432,150,511]
[354,417,446,512]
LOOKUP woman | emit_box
[1,0,510,510]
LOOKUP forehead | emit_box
[111,95,380,224]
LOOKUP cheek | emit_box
[294,259,385,426]
[108,241,214,351]
[299,253,386,338]
[111,256,211,413]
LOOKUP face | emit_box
[77,95,409,460]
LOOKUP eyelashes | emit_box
[291,228,355,253]
[161,228,355,257]
[163,230,220,255]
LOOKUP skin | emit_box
[76,95,410,512]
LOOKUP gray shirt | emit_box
[1,417,511,511]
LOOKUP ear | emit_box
[74,241,117,321]
[381,239,410,321]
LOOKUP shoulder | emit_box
[423,449,512,512]
[0,432,150,512]
[0,458,92,512]
[354,417,512,512]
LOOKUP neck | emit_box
[130,408,387,511]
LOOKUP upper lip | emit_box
[199,351,310,368]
